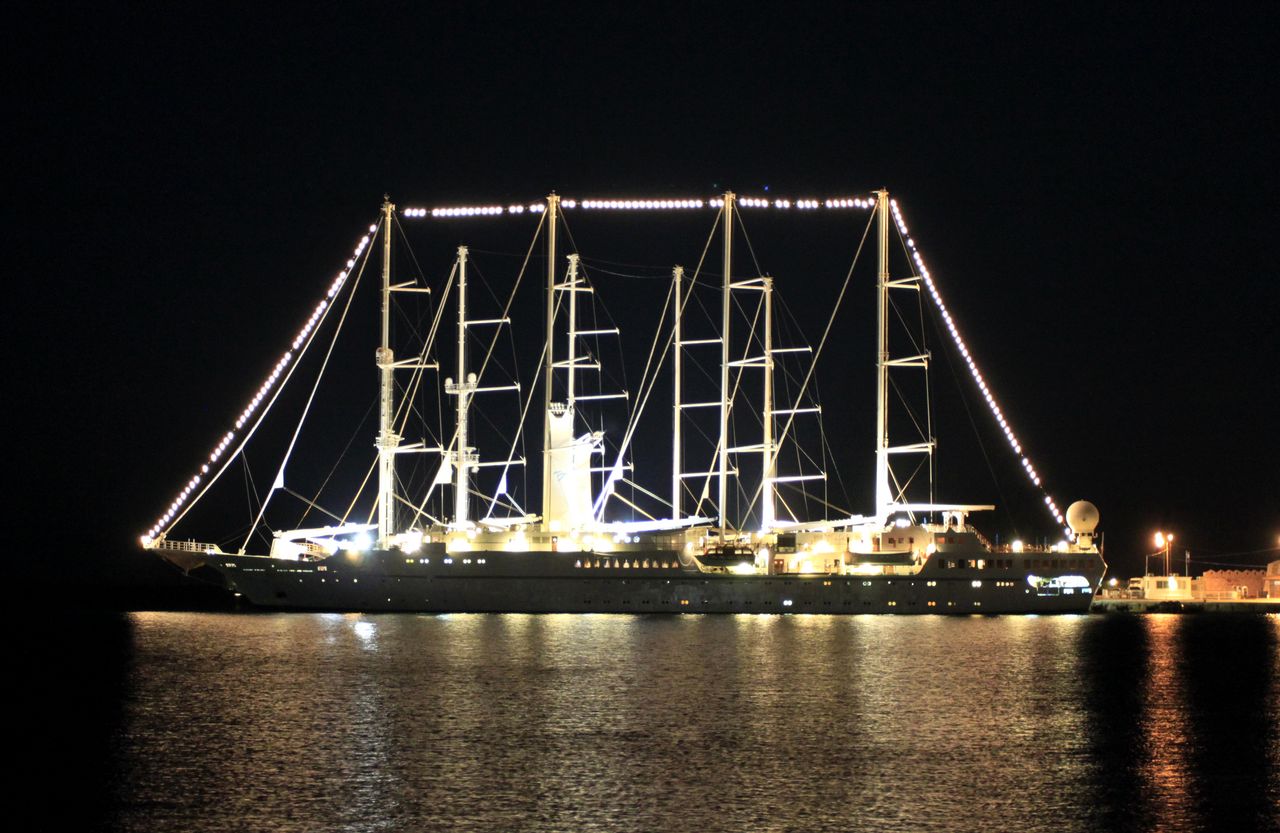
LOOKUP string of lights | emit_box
[146,193,1068,542]
[888,199,1070,537]
[399,196,875,217]
[141,223,379,545]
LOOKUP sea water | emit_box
[32,612,1280,832]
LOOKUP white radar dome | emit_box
[1066,500,1100,534]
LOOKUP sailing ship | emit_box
[142,190,1106,613]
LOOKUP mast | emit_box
[875,189,891,521]
[761,275,775,530]
[376,197,399,545]
[541,193,560,527]
[671,265,683,521]
[718,191,734,532]
[566,254,580,407]
[452,246,472,527]
[872,189,934,523]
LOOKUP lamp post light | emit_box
[1154,531,1174,577]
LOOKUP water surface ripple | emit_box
[54,612,1280,832]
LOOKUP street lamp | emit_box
[1154,531,1174,576]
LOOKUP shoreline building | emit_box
[1201,569,1266,599]
[1265,560,1280,599]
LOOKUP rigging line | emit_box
[927,279,1015,534]
[577,251,685,273]
[241,457,274,544]
[282,488,344,523]
[889,293,928,357]
[776,479,853,519]
[717,290,767,519]
[559,211,618,439]
[389,220,432,334]
[591,278,674,519]
[888,374,929,444]
[298,397,375,528]
[458,221,543,468]
[573,261,630,402]
[394,212,449,435]
[480,492,528,517]
[351,258,458,528]
[463,248,529,259]
[508,301,529,502]
[241,215,374,554]
[775,491,800,527]
[388,213,460,429]
[392,491,442,520]
[673,207,725,518]
[610,490,657,522]
[469,257,507,314]
[357,234,464,526]
[892,199,1066,533]
[733,207,767,287]
[399,227,455,481]
[481,371,546,525]
[577,262,673,280]
[242,457,257,526]
[886,216,937,513]
[616,476,672,511]
[409,211,547,529]
[410,258,453,467]
[393,213,431,292]
[697,268,768,504]
[393,260,456,436]
[159,215,379,539]
[817,405,840,520]
[598,206,722,520]
[739,210,875,521]
[916,271,936,511]
[894,456,929,503]
[696,266,763,520]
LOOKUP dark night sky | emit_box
[15,2,1278,588]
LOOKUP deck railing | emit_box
[147,538,224,554]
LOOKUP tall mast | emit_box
[718,191,734,532]
[671,265,684,521]
[376,197,399,545]
[875,188,891,521]
[761,275,776,531]
[872,189,933,522]
[541,193,560,527]
[452,246,472,527]
[566,254,580,406]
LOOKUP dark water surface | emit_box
[36,613,1280,832]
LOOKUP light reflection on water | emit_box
[71,613,1280,831]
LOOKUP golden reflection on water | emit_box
[1138,615,1195,831]
[114,611,1279,833]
